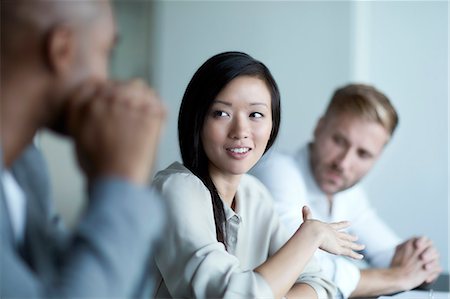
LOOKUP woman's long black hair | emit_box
[178,51,281,248]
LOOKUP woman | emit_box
[153,52,364,298]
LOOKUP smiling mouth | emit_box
[227,147,251,154]
[226,147,252,159]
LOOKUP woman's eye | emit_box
[212,110,229,118]
[250,112,264,118]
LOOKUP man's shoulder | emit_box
[239,174,280,216]
[10,144,53,212]
[251,150,299,176]
[249,148,311,204]
[240,173,273,199]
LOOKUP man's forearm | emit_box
[350,268,405,298]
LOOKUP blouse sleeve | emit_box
[153,172,274,298]
[252,177,337,299]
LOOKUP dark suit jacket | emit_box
[1,144,166,298]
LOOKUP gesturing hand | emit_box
[300,206,365,260]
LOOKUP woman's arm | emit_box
[154,169,283,298]
[255,206,365,299]
[286,283,318,299]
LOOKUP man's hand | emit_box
[413,236,442,283]
[390,237,442,290]
[66,79,166,185]
[350,236,442,298]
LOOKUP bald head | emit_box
[0,0,118,169]
[1,0,116,136]
[1,0,109,27]
[1,0,111,61]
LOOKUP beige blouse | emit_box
[152,162,337,298]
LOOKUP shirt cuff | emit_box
[303,280,337,299]
[333,258,361,298]
[223,271,274,299]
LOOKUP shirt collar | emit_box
[222,187,243,224]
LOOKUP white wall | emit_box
[40,1,448,271]
[150,1,353,171]
[358,1,449,270]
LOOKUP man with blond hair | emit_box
[1,0,166,297]
[251,83,442,298]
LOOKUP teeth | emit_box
[229,148,249,154]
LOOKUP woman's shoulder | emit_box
[153,162,217,236]
[153,162,211,205]
[154,162,199,185]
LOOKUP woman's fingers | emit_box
[302,205,312,221]
[330,221,351,230]
[338,234,365,259]
[338,231,358,242]
[338,241,365,260]
[348,241,365,251]
[346,248,364,260]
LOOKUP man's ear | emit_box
[43,25,76,75]
[314,116,326,138]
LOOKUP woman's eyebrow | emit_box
[213,100,269,108]
[213,100,232,106]
[250,102,269,108]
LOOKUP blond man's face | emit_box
[310,112,390,195]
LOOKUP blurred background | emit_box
[38,1,449,272]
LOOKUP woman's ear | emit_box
[43,25,76,76]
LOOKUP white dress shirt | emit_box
[2,170,27,244]
[152,162,337,299]
[250,145,401,298]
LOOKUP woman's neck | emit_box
[209,167,242,209]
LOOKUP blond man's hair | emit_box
[325,83,399,136]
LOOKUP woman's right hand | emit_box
[299,206,365,260]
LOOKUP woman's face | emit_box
[201,75,273,179]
